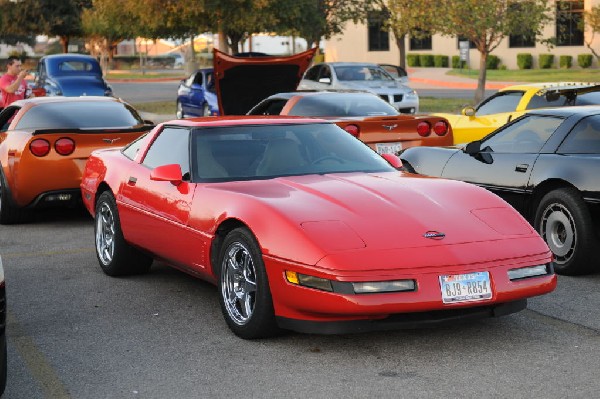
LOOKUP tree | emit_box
[81,0,138,72]
[383,0,551,102]
[583,5,600,63]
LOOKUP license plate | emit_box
[375,142,402,155]
[439,272,492,304]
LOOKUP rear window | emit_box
[288,93,399,117]
[16,101,145,130]
[47,58,102,75]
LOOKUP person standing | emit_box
[0,56,30,109]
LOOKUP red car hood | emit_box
[212,172,537,252]
[213,48,316,115]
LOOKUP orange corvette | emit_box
[0,96,153,224]
[247,91,452,154]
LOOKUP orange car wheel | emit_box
[0,168,30,225]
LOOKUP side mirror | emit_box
[150,164,183,185]
[381,153,403,169]
[464,141,481,155]
[318,77,331,84]
[461,106,476,117]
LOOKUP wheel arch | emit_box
[210,218,251,276]
[529,178,579,222]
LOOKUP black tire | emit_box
[534,187,599,275]
[202,103,211,117]
[0,167,29,225]
[94,191,152,276]
[218,227,280,339]
[176,101,185,119]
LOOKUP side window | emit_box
[558,115,600,154]
[142,127,191,179]
[304,66,320,81]
[249,100,286,115]
[0,107,20,132]
[318,66,332,81]
[122,134,148,160]
[193,73,203,86]
[482,115,563,153]
[476,91,524,116]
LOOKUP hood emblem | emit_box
[382,124,398,131]
[102,137,121,144]
[423,231,445,240]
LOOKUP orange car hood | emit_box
[213,48,316,115]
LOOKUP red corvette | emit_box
[81,116,556,339]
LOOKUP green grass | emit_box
[419,97,472,113]
[131,101,176,114]
[447,68,600,82]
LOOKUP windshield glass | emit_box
[191,123,394,181]
[47,58,102,76]
[334,65,394,82]
[288,93,399,117]
[16,101,145,130]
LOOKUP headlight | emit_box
[285,271,416,294]
[508,264,552,281]
[405,90,418,98]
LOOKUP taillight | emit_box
[30,139,51,157]
[55,138,76,156]
[344,124,360,138]
[433,121,449,136]
[417,121,431,137]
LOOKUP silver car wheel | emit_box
[221,242,257,326]
[540,202,576,264]
[96,201,116,266]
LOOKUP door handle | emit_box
[515,164,529,173]
[127,176,137,185]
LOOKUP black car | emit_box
[400,106,600,275]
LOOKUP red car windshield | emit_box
[190,123,394,181]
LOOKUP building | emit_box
[325,0,599,69]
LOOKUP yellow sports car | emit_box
[436,82,600,144]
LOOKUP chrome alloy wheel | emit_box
[96,201,116,266]
[540,202,576,265]
[221,242,257,325]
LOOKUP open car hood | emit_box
[214,48,316,115]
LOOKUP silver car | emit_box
[298,62,419,113]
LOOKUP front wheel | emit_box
[95,191,152,276]
[176,101,185,119]
[534,188,599,275]
[218,227,280,339]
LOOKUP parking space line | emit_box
[7,311,71,398]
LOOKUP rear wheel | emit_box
[534,187,599,275]
[202,103,211,116]
[0,167,29,224]
[176,101,185,119]
[218,227,280,339]
[95,191,152,276]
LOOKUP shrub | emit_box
[419,54,434,67]
[486,55,501,70]
[559,55,572,69]
[578,54,593,68]
[517,53,533,70]
[538,54,554,69]
[452,55,466,69]
[434,55,449,67]
[407,53,420,67]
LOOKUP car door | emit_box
[451,91,526,144]
[118,126,202,268]
[441,114,563,213]
[187,72,207,115]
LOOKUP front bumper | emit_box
[264,253,556,334]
